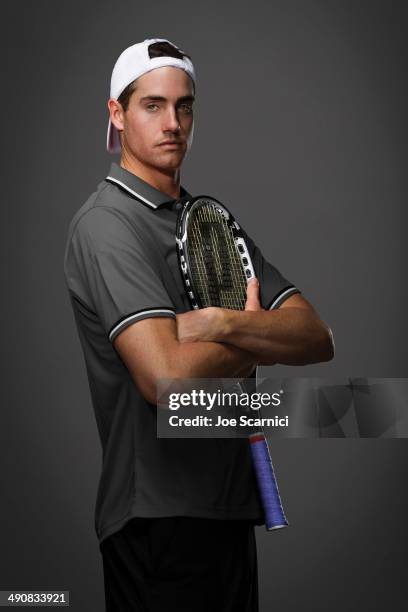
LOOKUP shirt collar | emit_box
[105,161,191,209]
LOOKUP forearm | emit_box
[145,342,255,403]
[114,318,257,406]
[218,307,334,366]
[168,339,255,379]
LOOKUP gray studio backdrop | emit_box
[1,1,407,610]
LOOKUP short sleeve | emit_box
[240,226,301,309]
[65,207,176,342]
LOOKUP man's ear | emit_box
[108,98,125,131]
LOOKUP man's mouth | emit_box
[158,140,183,147]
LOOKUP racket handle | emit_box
[249,432,289,531]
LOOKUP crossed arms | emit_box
[113,278,334,404]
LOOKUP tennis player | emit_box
[64,38,334,612]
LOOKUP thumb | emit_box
[245,277,262,311]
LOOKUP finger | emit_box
[245,277,261,310]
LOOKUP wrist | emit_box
[218,308,236,342]
[206,307,231,342]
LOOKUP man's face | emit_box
[115,66,195,171]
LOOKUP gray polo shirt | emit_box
[63,161,300,544]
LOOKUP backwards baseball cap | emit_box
[107,38,196,154]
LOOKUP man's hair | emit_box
[117,41,193,111]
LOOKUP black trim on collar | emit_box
[105,161,191,210]
[105,176,159,209]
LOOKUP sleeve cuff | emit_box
[108,308,176,342]
[267,286,301,310]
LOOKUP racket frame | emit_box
[175,195,255,310]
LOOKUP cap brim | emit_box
[106,118,121,154]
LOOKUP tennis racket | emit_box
[176,194,289,530]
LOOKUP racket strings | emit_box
[188,202,247,309]
[203,203,247,309]
[190,218,211,306]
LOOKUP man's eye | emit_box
[146,104,159,111]
[180,104,193,114]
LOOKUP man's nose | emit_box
[163,107,181,132]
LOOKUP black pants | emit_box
[100,517,259,612]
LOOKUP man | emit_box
[64,38,334,611]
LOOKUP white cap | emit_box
[107,38,196,154]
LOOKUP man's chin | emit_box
[153,150,186,169]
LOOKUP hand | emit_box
[244,277,269,372]
[245,277,263,311]
[176,307,225,343]
[245,277,277,366]
[176,279,263,343]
